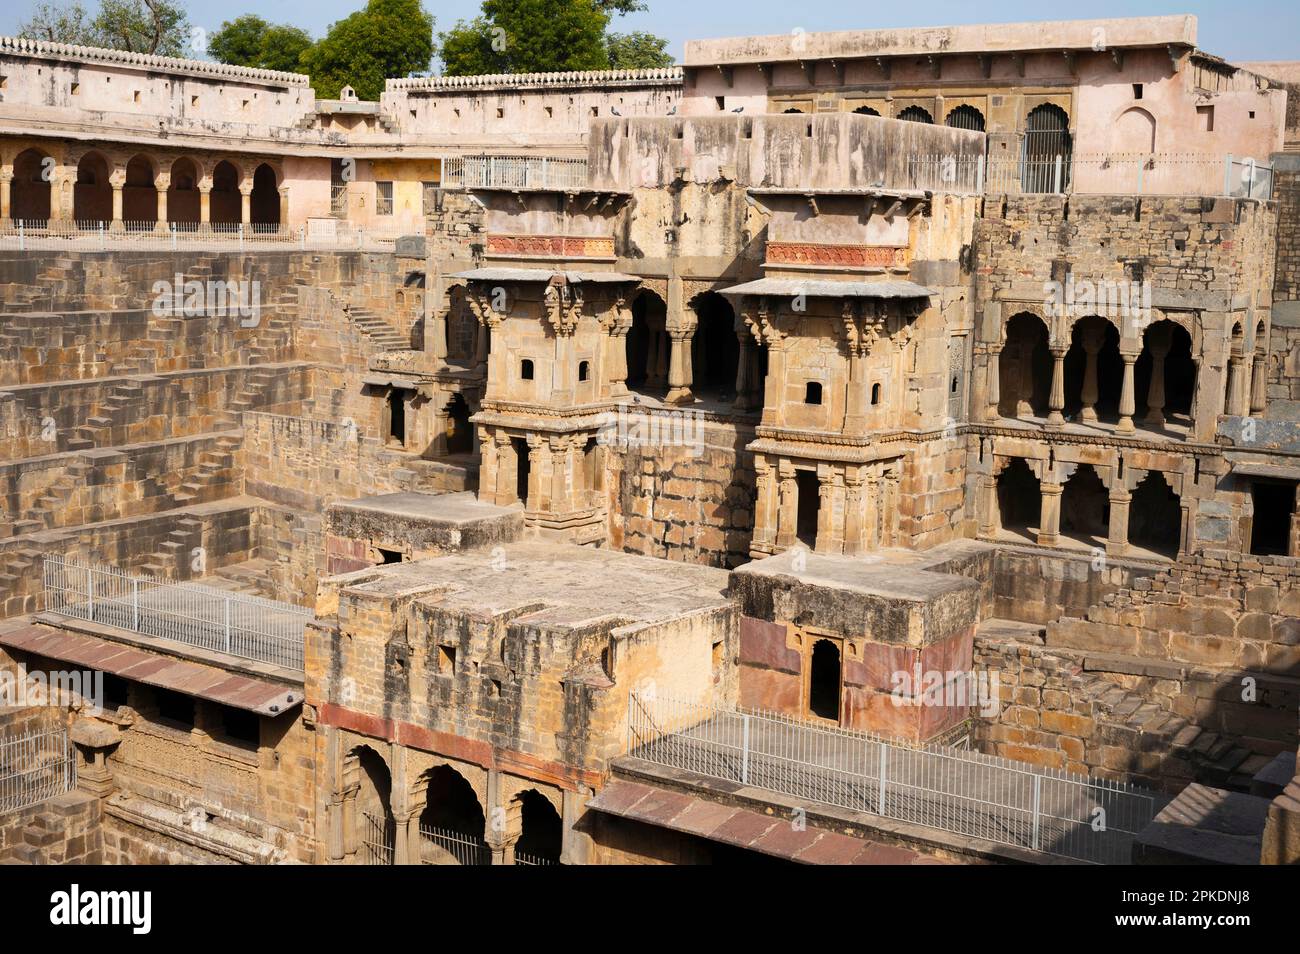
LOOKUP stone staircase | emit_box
[66,379,146,450]
[0,546,44,616]
[346,303,408,352]
[139,516,206,579]
[173,433,242,506]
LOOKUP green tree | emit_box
[208,15,314,74]
[440,0,670,76]
[606,30,672,69]
[93,0,190,56]
[299,0,435,100]
[19,0,190,56]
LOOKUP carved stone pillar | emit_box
[525,437,546,512]
[733,332,754,411]
[1116,351,1138,433]
[109,168,125,233]
[1046,345,1067,427]
[843,470,865,555]
[0,166,11,225]
[752,457,777,553]
[863,471,880,550]
[1142,323,1171,427]
[761,341,785,427]
[608,303,631,396]
[986,347,1001,421]
[494,434,516,505]
[844,348,868,433]
[1078,324,1104,423]
[278,184,290,229]
[1107,488,1131,557]
[815,470,844,554]
[154,173,170,232]
[198,180,212,230]
[666,329,694,405]
[1250,354,1267,415]
[239,180,253,226]
[1225,355,1245,418]
[1037,480,1063,547]
[549,437,573,515]
[775,461,798,550]
[977,472,998,537]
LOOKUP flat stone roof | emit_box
[332,491,515,524]
[684,15,1197,67]
[733,548,977,603]
[338,541,732,632]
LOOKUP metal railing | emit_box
[514,850,558,866]
[0,729,77,815]
[361,811,395,865]
[42,555,311,671]
[626,693,1161,865]
[418,823,491,865]
[441,155,589,191]
[907,152,1274,199]
[0,220,420,252]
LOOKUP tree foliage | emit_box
[606,30,672,69]
[439,0,672,76]
[19,0,191,56]
[299,0,435,100]
[208,15,313,74]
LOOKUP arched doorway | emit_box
[808,639,841,722]
[690,291,739,400]
[1023,104,1072,193]
[853,105,880,117]
[514,790,562,865]
[626,290,666,393]
[897,105,934,124]
[348,745,393,865]
[1135,320,1196,431]
[210,160,241,226]
[167,157,201,229]
[1060,465,1109,547]
[445,393,472,455]
[996,458,1040,539]
[122,155,157,225]
[73,152,112,225]
[999,313,1052,418]
[446,287,477,361]
[250,162,280,225]
[11,148,52,223]
[419,765,488,865]
[1115,107,1157,153]
[945,104,985,132]
[512,436,531,506]
[782,107,805,114]
[1128,471,1181,558]
[1063,316,1122,423]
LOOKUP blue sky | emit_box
[3,0,1298,65]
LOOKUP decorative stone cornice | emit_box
[0,34,311,86]
[387,67,682,93]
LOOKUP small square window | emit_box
[805,382,823,404]
[590,106,598,117]
[545,106,553,118]
[1249,110,1256,119]
[521,359,535,380]
[496,107,504,118]
[133,90,141,103]
[191,95,199,107]
[438,645,457,674]
[1132,83,1143,100]
[1197,105,1214,132]
[375,181,394,215]
[715,95,726,111]
[71,82,80,95]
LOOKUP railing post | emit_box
[87,566,95,621]
[132,578,139,631]
[300,225,306,250]
[1031,774,1042,850]
[741,714,751,785]
[976,153,985,194]
[224,595,232,653]
[17,220,24,252]
[98,221,105,251]
[877,742,887,815]
[1224,154,1234,196]
[171,222,177,250]
[1246,157,1256,199]
[1053,154,1063,194]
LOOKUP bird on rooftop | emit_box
[731,106,744,113]
[667,105,677,115]
[611,106,622,116]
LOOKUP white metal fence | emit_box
[441,155,589,191]
[982,152,1273,199]
[418,823,491,865]
[43,555,311,671]
[626,693,1161,865]
[362,811,395,865]
[0,729,77,815]
[0,220,419,252]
